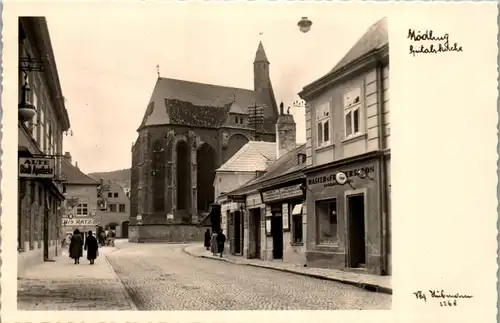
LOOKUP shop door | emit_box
[347,194,366,268]
[122,221,129,238]
[43,205,49,261]
[253,209,261,259]
[233,211,242,255]
[271,213,283,259]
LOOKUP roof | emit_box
[330,17,388,74]
[254,41,269,63]
[228,102,246,114]
[140,78,257,129]
[62,160,99,185]
[228,143,306,195]
[216,141,276,172]
[166,99,232,128]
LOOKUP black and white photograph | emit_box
[4,1,498,322]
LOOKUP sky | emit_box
[15,1,390,174]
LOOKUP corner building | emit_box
[130,42,279,242]
[298,18,391,275]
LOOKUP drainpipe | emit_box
[376,61,388,275]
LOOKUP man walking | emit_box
[216,230,226,258]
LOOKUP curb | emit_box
[182,246,392,295]
[104,254,138,310]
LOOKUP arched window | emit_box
[196,143,216,212]
[176,141,190,210]
[152,140,165,212]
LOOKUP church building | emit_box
[130,42,279,241]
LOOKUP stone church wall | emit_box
[128,224,210,243]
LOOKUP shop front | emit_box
[221,199,245,256]
[305,151,389,275]
[259,182,306,264]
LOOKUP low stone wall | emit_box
[128,224,211,243]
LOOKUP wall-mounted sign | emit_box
[62,218,95,226]
[137,215,143,221]
[308,166,375,188]
[265,218,272,235]
[167,213,174,220]
[19,157,55,179]
[282,203,290,231]
[261,184,303,203]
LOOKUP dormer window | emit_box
[297,153,306,165]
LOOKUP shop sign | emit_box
[308,166,375,188]
[261,184,303,203]
[62,218,95,226]
[19,157,55,179]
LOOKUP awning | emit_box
[292,204,303,216]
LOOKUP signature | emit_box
[413,290,473,306]
[407,29,463,57]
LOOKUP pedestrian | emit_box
[69,229,83,264]
[84,230,99,265]
[210,230,218,256]
[204,229,211,250]
[216,229,226,258]
[99,230,106,246]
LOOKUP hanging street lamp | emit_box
[297,17,312,33]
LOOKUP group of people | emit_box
[204,229,226,257]
[68,229,99,265]
[98,228,116,247]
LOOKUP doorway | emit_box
[251,208,261,259]
[271,212,283,260]
[347,194,366,268]
[233,211,242,255]
[122,221,129,238]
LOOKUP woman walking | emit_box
[210,230,218,256]
[84,231,99,265]
[69,229,83,264]
[204,229,211,250]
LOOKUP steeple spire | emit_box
[254,41,269,63]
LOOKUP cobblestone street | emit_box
[107,242,391,310]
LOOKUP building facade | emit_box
[218,107,307,265]
[95,180,130,238]
[61,156,99,239]
[17,17,71,275]
[129,42,279,242]
[298,17,391,275]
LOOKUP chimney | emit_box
[64,151,72,164]
[100,178,104,186]
[75,161,79,169]
[275,105,297,159]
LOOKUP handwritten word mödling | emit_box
[407,29,463,57]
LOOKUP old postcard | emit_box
[1,1,497,323]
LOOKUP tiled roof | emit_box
[166,99,231,128]
[330,17,388,74]
[140,77,257,128]
[216,141,276,172]
[62,160,99,185]
[228,144,306,195]
[228,102,246,115]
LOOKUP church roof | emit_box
[330,17,388,74]
[140,78,257,129]
[62,160,99,185]
[254,41,269,63]
[228,102,246,115]
[216,141,276,172]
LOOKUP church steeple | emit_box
[254,41,269,64]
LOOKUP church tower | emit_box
[253,41,278,122]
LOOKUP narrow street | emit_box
[107,242,391,310]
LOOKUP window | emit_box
[344,87,362,138]
[119,204,126,212]
[234,116,238,123]
[39,107,45,153]
[316,102,331,148]
[114,192,118,198]
[316,199,338,245]
[109,204,117,212]
[291,203,303,243]
[107,192,112,198]
[76,203,89,216]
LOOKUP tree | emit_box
[97,181,111,211]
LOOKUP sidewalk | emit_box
[183,244,392,295]
[17,246,137,310]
